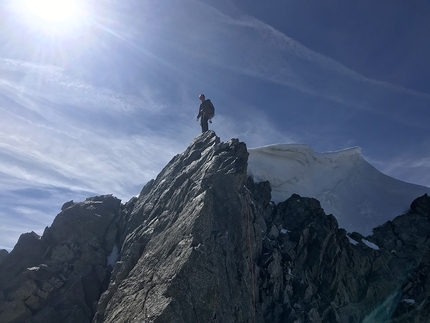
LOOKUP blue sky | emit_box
[1,0,429,250]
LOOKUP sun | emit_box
[13,0,90,36]
[25,0,77,22]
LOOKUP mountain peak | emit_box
[248,143,430,236]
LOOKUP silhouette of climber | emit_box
[196,94,215,133]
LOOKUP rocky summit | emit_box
[0,131,429,323]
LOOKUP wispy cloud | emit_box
[0,58,163,114]
[160,1,430,104]
[213,108,299,148]
[0,108,180,199]
[0,61,194,250]
[367,153,430,189]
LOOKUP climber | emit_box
[196,94,215,133]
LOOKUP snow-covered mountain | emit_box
[248,144,430,236]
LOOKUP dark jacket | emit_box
[197,99,215,119]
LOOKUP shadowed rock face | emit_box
[254,192,430,323]
[0,195,121,323]
[0,131,429,323]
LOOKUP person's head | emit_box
[199,94,205,102]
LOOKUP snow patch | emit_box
[402,299,415,304]
[107,245,119,266]
[251,176,263,183]
[361,239,380,250]
[347,236,359,246]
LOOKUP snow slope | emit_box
[247,144,430,236]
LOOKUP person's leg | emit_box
[201,116,209,132]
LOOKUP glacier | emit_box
[248,143,430,236]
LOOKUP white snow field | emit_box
[247,144,430,236]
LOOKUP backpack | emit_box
[203,99,215,119]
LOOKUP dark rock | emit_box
[0,195,121,323]
[255,192,430,323]
[0,300,32,323]
[61,200,75,211]
[0,249,8,267]
[410,193,430,216]
[246,176,272,210]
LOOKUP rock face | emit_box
[254,192,430,322]
[94,131,254,323]
[0,131,429,323]
[0,249,8,267]
[0,195,121,323]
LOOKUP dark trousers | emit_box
[201,115,209,133]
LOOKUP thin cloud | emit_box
[0,125,180,199]
[0,58,163,113]
[213,108,299,148]
[11,206,54,226]
[367,154,430,189]
[386,157,430,173]
[171,2,430,103]
[0,58,189,202]
[235,18,429,100]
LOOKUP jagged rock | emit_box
[94,131,258,323]
[368,193,430,322]
[256,193,430,323]
[410,193,430,216]
[61,200,75,211]
[1,132,429,323]
[0,195,121,323]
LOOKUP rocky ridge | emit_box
[0,131,429,322]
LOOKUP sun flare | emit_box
[25,0,77,22]
[14,0,90,36]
